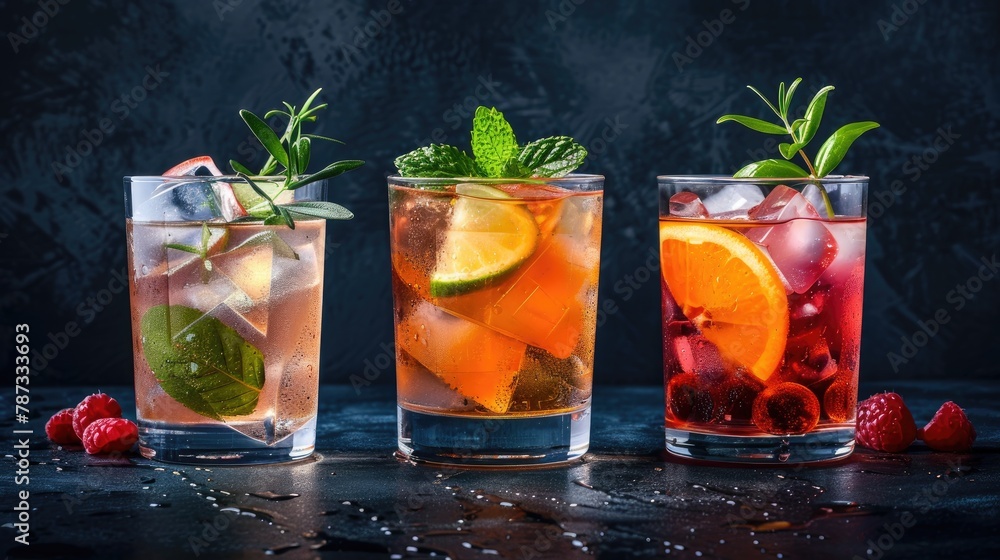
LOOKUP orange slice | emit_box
[659,222,788,382]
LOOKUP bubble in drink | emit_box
[751,382,820,435]
[666,373,714,423]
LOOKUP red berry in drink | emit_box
[45,408,80,445]
[752,382,820,435]
[823,371,857,422]
[82,418,138,455]
[919,402,976,452]
[666,373,714,423]
[72,392,123,439]
[712,372,762,422]
[855,392,916,452]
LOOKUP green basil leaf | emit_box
[264,109,290,120]
[813,121,880,177]
[716,115,787,135]
[798,85,835,147]
[746,85,782,119]
[286,159,364,190]
[304,133,345,145]
[278,205,295,229]
[783,78,803,116]
[164,243,201,255]
[394,145,477,178]
[140,304,265,420]
[517,136,588,177]
[283,201,354,220]
[471,106,519,177]
[288,139,299,176]
[733,159,810,178]
[778,142,800,160]
[778,81,787,115]
[294,137,311,172]
[240,109,288,167]
[299,88,323,115]
[230,159,254,175]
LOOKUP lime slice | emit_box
[429,184,539,297]
[230,180,288,218]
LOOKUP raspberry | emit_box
[45,408,80,445]
[919,401,976,452]
[72,392,123,439]
[666,373,714,423]
[855,392,916,452]
[82,418,138,455]
[751,382,820,435]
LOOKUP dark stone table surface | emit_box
[2,382,998,560]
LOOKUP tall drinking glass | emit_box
[388,176,604,466]
[658,176,867,463]
[125,175,327,464]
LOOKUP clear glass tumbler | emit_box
[125,175,327,464]
[388,175,604,466]
[658,175,867,463]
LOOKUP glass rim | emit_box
[657,174,868,183]
[125,175,292,182]
[388,173,605,185]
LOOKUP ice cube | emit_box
[746,186,838,294]
[134,178,233,222]
[166,251,233,312]
[434,233,593,360]
[398,300,526,413]
[749,185,821,222]
[666,321,727,380]
[702,184,765,217]
[780,331,838,386]
[508,350,589,413]
[800,183,828,217]
[669,192,709,218]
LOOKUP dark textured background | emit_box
[1,0,997,386]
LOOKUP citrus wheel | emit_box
[429,184,539,297]
[659,222,789,382]
[163,156,246,221]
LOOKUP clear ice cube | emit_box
[749,185,821,221]
[132,173,241,223]
[800,183,828,217]
[703,184,765,218]
[669,192,709,218]
[746,186,838,294]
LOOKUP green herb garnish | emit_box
[141,304,265,420]
[395,106,587,179]
[717,78,879,179]
[229,88,364,228]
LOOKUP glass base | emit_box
[397,405,591,467]
[664,425,855,464]
[138,417,316,465]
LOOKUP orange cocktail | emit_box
[389,176,603,466]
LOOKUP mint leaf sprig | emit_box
[717,78,879,180]
[229,88,364,228]
[395,106,587,179]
